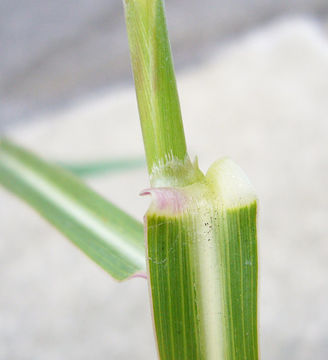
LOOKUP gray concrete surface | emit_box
[1,17,328,359]
[1,0,328,130]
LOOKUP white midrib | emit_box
[195,208,225,360]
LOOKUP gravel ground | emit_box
[1,17,328,360]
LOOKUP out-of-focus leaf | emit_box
[58,157,145,177]
[0,139,146,281]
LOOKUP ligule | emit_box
[145,158,259,359]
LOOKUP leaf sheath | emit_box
[145,159,259,359]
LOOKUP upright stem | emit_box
[124,0,200,186]
[123,2,259,360]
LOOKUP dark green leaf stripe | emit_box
[147,214,202,359]
[0,139,146,281]
[217,203,258,359]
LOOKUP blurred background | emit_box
[1,0,328,359]
[1,0,328,130]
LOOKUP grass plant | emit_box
[0,1,258,359]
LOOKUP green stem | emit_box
[123,2,259,359]
[124,0,201,186]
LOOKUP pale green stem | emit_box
[123,0,201,187]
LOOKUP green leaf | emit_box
[0,139,146,281]
[58,157,145,177]
[143,159,259,359]
[123,0,201,186]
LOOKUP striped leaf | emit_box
[143,158,259,359]
[58,157,145,177]
[0,139,146,281]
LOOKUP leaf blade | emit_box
[0,139,146,281]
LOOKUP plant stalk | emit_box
[123,0,201,187]
[123,1,259,359]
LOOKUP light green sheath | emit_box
[144,159,258,360]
